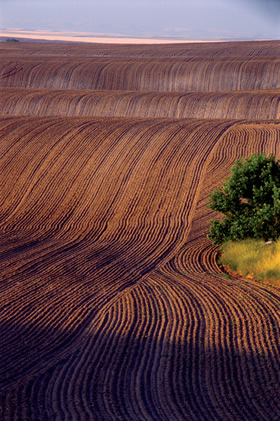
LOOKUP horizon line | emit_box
[1,29,276,45]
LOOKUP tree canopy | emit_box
[208,153,280,245]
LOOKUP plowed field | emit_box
[1,41,280,421]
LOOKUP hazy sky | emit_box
[0,0,279,40]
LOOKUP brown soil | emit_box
[0,41,280,421]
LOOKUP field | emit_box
[0,40,280,420]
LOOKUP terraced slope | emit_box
[1,56,280,92]
[1,88,280,119]
[0,41,280,421]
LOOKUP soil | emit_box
[0,40,280,421]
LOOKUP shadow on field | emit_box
[1,309,280,421]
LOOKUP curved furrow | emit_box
[154,272,243,419]
[151,120,280,419]
[1,40,280,58]
[148,269,280,420]
[27,276,206,420]
[168,121,280,277]
[0,115,236,395]
[144,275,213,420]
[1,56,280,92]
[0,115,234,261]
[1,40,280,421]
[2,87,280,120]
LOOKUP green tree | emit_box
[208,153,280,244]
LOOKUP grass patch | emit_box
[220,239,280,287]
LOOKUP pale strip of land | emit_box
[0,29,225,44]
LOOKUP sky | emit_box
[0,0,279,40]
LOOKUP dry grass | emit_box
[220,239,280,287]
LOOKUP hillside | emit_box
[1,40,280,421]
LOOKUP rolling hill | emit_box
[0,40,280,421]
